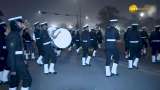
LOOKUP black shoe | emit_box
[49,72,57,75]
[53,72,57,75]
[82,65,86,67]
[152,62,157,64]
[128,68,133,70]
[2,81,9,85]
[156,61,160,64]
[0,82,2,86]
[86,64,91,67]
[44,73,49,75]
[112,73,119,76]
[133,66,138,69]
[105,75,112,77]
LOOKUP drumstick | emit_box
[52,31,61,39]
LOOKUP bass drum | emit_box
[48,27,72,49]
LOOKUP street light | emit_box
[85,16,89,20]
[140,12,145,18]
[38,10,41,15]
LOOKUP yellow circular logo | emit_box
[129,4,138,13]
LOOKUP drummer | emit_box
[40,22,60,74]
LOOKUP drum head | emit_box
[52,28,72,49]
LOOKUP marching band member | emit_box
[126,24,143,69]
[81,25,92,66]
[33,22,44,65]
[75,30,81,54]
[124,26,131,59]
[40,22,59,74]
[89,29,98,57]
[7,16,32,90]
[105,19,120,77]
[22,28,35,60]
[0,21,10,85]
[96,27,103,48]
[139,26,149,55]
[149,25,160,63]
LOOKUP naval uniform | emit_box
[126,25,142,69]
[105,25,120,76]
[75,30,81,53]
[34,28,43,56]
[96,30,103,48]
[149,27,160,63]
[40,29,57,64]
[105,26,120,66]
[0,22,10,84]
[140,30,148,48]
[7,20,32,89]
[40,23,57,74]
[124,27,131,56]
[139,29,149,55]
[89,29,98,57]
[22,29,34,60]
[81,28,92,66]
[33,24,44,65]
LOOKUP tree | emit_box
[98,6,120,28]
[0,10,4,22]
[0,10,4,16]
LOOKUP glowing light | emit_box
[38,10,41,15]
[85,16,89,20]
[129,4,138,13]
[147,5,157,17]
[140,12,145,17]
[142,5,157,17]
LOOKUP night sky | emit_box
[0,0,159,26]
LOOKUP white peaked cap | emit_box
[8,16,23,21]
